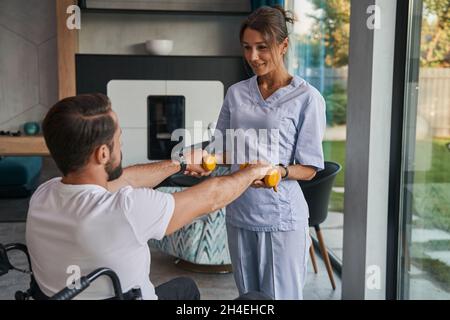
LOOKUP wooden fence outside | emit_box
[304,67,450,138]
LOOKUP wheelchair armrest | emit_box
[50,268,126,300]
[50,276,91,300]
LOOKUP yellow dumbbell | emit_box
[202,154,217,171]
[264,168,281,192]
[240,163,280,192]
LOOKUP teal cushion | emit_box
[0,157,42,186]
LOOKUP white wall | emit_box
[0,0,58,131]
[342,0,397,300]
[365,0,397,299]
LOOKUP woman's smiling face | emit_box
[241,28,287,76]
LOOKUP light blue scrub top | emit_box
[214,75,326,232]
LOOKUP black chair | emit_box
[0,242,141,300]
[298,161,342,290]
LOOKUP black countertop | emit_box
[155,173,209,188]
[155,165,230,188]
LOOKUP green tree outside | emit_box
[421,0,450,67]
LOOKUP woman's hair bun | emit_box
[272,4,296,24]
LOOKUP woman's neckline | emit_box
[254,74,296,103]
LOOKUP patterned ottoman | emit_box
[149,183,232,272]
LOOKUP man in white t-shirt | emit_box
[26,93,271,300]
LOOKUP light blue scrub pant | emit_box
[226,222,311,300]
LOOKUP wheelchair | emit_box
[0,242,142,300]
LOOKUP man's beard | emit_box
[105,152,123,182]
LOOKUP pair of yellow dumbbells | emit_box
[200,155,280,192]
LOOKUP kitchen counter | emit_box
[0,136,49,156]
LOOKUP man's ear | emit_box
[94,144,110,165]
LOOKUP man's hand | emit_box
[181,148,213,177]
[250,165,283,189]
[250,180,268,189]
[243,162,274,183]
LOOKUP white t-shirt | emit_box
[25,177,174,300]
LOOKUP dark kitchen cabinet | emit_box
[76,54,249,96]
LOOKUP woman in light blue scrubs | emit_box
[214,6,326,300]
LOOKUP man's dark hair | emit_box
[42,93,116,176]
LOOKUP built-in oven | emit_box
[147,95,185,160]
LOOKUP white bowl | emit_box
[145,40,173,55]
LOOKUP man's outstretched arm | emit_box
[107,149,209,192]
[107,160,180,192]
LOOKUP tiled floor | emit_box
[320,211,344,261]
[0,222,341,300]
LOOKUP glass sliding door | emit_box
[399,0,450,300]
[286,0,350,262]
